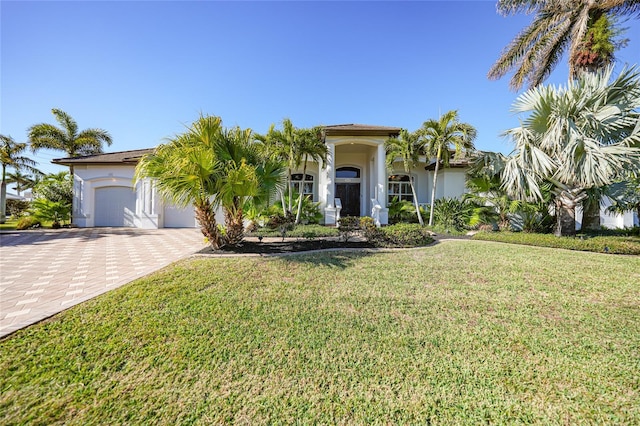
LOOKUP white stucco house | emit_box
[52,123,637,229]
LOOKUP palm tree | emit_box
[258,118,298,214]
[501,66,640,236]
[214,126,286,245]
[29,109,112,223]
[136,115,225,248]
[421,110,477,226]
[1,135,39,223]
[385,129,425,225]
[294,126,327,224]
[488,0,639,91]
[7,169,42,196]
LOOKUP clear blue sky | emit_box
[2,0,639,175]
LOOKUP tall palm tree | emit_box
[294,126,327,224]
[488,0,640,91]
[385,129,425,226]
[29,109,112,223]
[501,66,640,236]
[1,135,39,223]
[421,110,477,226]
[258,118,298,214]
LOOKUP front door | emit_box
[336,183,360,217]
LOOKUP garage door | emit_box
[94,186,136,227]
[164,204,197,228]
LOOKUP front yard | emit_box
[1,241,639,424]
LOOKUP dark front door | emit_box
[336,183,360,217]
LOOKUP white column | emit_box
[323,142,337,224]
[376,143,389,225]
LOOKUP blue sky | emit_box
[2,0,639,175]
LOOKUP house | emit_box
[52,123,637,229]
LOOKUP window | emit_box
[291,174,314,199]
[336,167,360,179]
[388,174,413,204]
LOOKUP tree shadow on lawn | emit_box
[198,239,380,269]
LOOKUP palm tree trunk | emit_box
[224,201,244,246]
[555,199,577,237]
[194,200,222,250]
[295,156,308,225]
[582,200,601,231]
[428,146,442,226]
[409,177,424,226]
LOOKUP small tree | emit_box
[385,129,424,226]
[1,135,38,224]
[421,110,477,226]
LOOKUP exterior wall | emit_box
[426,168,468,203]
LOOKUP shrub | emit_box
[6,199,30,218]
[432,197,472,231]
[362,222,434,248]
[388,197,428,224]
[337,216,360,242]
[16,216,41,230]
[266,212,295,241]
[32,199,70,228]
[472,231,640,255]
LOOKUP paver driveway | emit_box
[0,228,206,338]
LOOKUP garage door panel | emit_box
[95,187,136,227]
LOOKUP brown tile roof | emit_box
[52,148,155,166]
[424,152,476,170]
[324,124,401,137]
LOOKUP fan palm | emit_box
[135,115,225,249]
[385,129,425,225]
[1,135,39,223]
[214,126,286,245]
[420,110,477,226]
[488,0,640,91]
[501,66,640,236]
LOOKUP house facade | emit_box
[52,123,637,229]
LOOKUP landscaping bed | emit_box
[200,238,374,254]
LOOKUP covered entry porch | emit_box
[318,124,400,225]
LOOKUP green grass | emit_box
[1,241,639,424]
[473,231,640,255]
[0,220,18,230]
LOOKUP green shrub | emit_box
[6,199,31,218]
[337,216,360,242]
[266,212,295,241]
[472,231,640,255]
[432,197,472,231]
[249,224,339,239]
[32,198,70,228]
[388,197,427,224]
[364,223,434,248]
[16,216,41,230]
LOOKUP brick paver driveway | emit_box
[0,228,206,338]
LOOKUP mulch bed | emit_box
[198,239,374,255]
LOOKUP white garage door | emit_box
[164,204,197,228]
[94,186,136,227]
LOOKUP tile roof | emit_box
[52,148,155,166]
[323,124,401,137]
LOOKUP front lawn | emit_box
[1,241,639,424]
